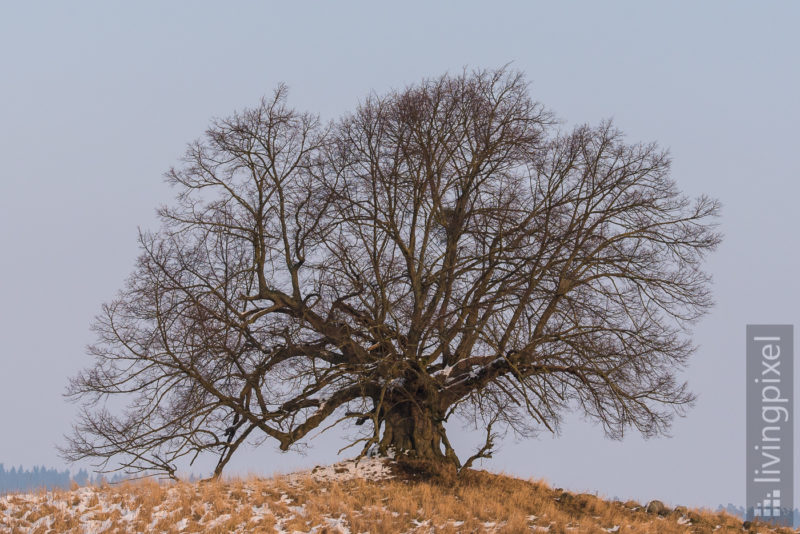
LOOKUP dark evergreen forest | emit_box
[0,464,125,493]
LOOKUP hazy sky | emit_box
[1,1,799,509]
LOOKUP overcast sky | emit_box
[1,1,799,509]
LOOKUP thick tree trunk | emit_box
[378,401,460,467]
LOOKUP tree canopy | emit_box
[63,68,720,479]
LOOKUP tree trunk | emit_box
[378,401,460,467]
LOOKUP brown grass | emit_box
[0,464,797,533]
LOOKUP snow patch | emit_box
[288,456,394,484]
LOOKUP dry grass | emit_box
[0,460,797,533]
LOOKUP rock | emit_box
[646,500,669,515]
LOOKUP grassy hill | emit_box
[0,457,796,533]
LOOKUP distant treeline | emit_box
[0,464,126,493]
[716,503,746,519]
[717,503,799,527]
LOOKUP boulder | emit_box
[645,500,669,516]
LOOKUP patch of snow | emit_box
[288,456,394,484]
[147,508,169,530]
[204,513,231,529]
[323,514,351,533]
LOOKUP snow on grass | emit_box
[322,514,351,534]
[0,461,779,534]
[288,455,395,484]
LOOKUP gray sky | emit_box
[1,1,799,509]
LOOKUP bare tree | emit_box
[62,68,721,479]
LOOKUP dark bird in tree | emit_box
[61,68,721,480]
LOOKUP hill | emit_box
[1,457,796,533]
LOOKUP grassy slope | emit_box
[0,458,797,533]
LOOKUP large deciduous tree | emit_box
[63,69,720,479]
